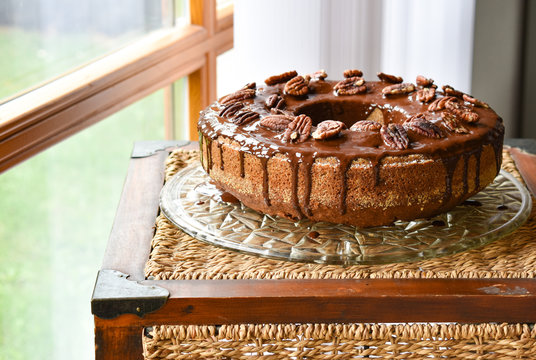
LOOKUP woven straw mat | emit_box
[143,149,536,360]
[145,148,536,281]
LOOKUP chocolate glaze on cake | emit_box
[198,70,504,227]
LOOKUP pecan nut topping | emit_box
[232,110,259,126]
[334,77,366,95]
[463,94,489,108]
[377,72,403,83]
[219,102,244,118]
[310,69,328,80]
[380,124,409,149]
[219,89,256,105]
[265,94,286,110]
[265,70,298,86]
[283,114,312,143]
[404,117,442,138]
[444,97,461,111]
[416,87,436,103]
[428,96,458,111]
[452,108,480,123]
[343,69,363,78]
[441,112,469,134]
[366,108,385,124]
[349,120,382,132]
[442,85,464,98]
[284,76,309,96]
[382,83,415,95]
[416,75,434,87]
[312,120,346,140]
[259,114,294,131]
[243,82,256,90]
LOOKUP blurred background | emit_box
[0,0,534,359]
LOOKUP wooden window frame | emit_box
[0,0,232,173]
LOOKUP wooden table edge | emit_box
[93,139,536,360]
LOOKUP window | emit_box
[0,1,233,359]
[0,0,233,172]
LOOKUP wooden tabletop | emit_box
[91,138,536,360]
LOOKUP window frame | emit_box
[0,0,232,173]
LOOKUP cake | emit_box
[197,69,504,227]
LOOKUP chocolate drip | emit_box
[217,142,224,170]
[491,138,503,175]
[198,132,204,169]
[206,137,213,173]
[441,155,460,203]
[239,151,245,178]
[474,147,482,189]
[462,153,470,195]
[289,156,304,219]
[260,157,271,206]
[339,158,353,215]
[303,155,314,217]
[372,158,381,186]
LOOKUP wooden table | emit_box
[91,139,536,360]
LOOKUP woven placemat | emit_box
[145,149,536,280]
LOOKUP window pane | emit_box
[0,0,179,103]
[0,89,164,359]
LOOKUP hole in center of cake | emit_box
[295,100,407,128]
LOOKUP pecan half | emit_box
[310,69,328,80]
[265,94,286,110]
[219,102,244,118]
[428,96,458,111]
[284,76,309,96]
[416,87,436,103]
[441,112,469,134]
[404,118,442,138]
[243,82,256,90]
[265,70,298,86]
[260,114,294,131]
[312,120,346,140]
[463,94,489,108]
[219,89,256,105]
[366,107,385,124]
[380,124,409,149]
[232,111,259,126]
[382,83,415,95]
[343,69,363,78]
[350,120,382,132]
[406,113,427,122]
[283,114,312,143]
[444,97,461,111]
[452,108,480,123]
[377,72,403,83]
[269,108,293,116]
[334,77,366,95]
[442,85,464,98]
[416,75,434,87]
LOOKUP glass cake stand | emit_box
[160,165,532,265]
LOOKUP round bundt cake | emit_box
[197,69,504,227]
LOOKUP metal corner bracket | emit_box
[91,269,169,319]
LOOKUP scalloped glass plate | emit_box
[160,165,532,265]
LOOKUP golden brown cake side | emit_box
[198,72,504,227]
[200,136,501,227]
